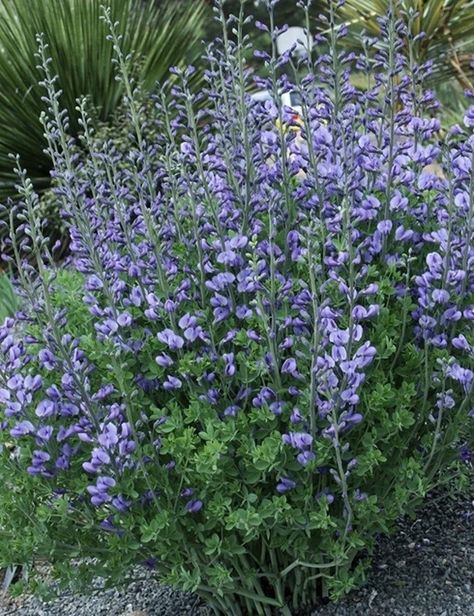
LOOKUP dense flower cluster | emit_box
[0,1,473,614]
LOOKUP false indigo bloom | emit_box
[276,477,296,493]
[185,499,203,513]
[157,329,185,350]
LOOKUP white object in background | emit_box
[280,90,302,114]
[250,89,273,103]
[276,26,308,57]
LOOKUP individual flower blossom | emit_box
[252,387,275,408]
[463,105,474,128]
[224,405,240,416]
[178,313,206,342]
[281,358,299,378]
[223,353,236,377]
[432,289,450,304]
[157,328,185,350]
[247,330,261,342]
[27,450,51,476]
[83,447,111,474]
[100,517,123,535]
[98,423,119,449]
[155,353,174,368]
[377,220,393,235]
[112,494,131,512]
[290,407,303,423]
[35,399,56,418]
[10,420,35,438]
[297,451,316,465]
[163,375,183,390]
[85,275,103,291]
[87,476,116,507]
[340,412,364,430]
[185,499,203,513]
[452,335,471,352]
[95,318,119,337]
[276,477,296,493]
[282,432,313,450]
[316,489,335,504]
[92,384,116,401]
[459,444,472,463]
[38,349,56,370]
[117,312,133,327]
[351,305,380,320]
[36,425,54,444]
[269,401,284,415]
[143,557,157,570]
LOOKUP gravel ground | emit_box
[2,485,473,616]
[313,485,474,616]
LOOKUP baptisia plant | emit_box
[0,1,473,614]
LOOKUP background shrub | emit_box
[0,2,473,615]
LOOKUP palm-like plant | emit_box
[0,0,208,202]
[339,0,474,87]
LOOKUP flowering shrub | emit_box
[1,1,473,614]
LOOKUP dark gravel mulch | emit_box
[2,483,473,616]
[313,484,474,616]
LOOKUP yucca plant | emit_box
[339,0,474,87]
[0,0,208,203]
[437,76,469,125]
